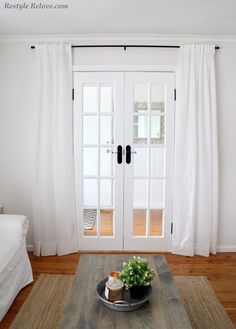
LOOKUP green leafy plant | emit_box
[120,256,155,288]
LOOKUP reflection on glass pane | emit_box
[83,148,97,176]
[151,116,165,144]
[133,209,146,236]
[100,179,112,207]
[100,209,113,236]
[83,179,98,206]
[134,84,148,112]
[149,210,163,236]
[133,115,148,144]
[100,116,114,144]
[134,179,148,207]
[100,85,113,112]
[83,208,97,236]
[151,84,165,113]
[134,147,148,176]
[150,179,164,208]
[83,116,98,144]
[83,85,97,113]
[150,148,165,177]
[100,148,112,176]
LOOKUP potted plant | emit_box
[120,256,155,299]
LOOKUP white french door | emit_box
[74,71,175,251]
[74,72,124,250]
[124,73,175,250]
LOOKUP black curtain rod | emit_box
[30,44,220,50]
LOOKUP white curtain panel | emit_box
[172,44,218,256]
[33,44,77,256]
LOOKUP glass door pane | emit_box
[82,84,114,238]
[132,82,165,237]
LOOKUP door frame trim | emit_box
[73,65,177,73]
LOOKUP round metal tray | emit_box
[96,278,152,312]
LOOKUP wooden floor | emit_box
[84,209,163,236]
[1,252,236,328]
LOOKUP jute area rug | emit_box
[10,274,235,329]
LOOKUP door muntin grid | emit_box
[132,82,166,238]
[82,83,115,237]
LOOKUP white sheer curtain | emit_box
[33,44,77,256]
[172,44,218,256]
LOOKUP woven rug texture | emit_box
[10,274,235,329]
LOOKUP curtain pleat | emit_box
[33,44,77,256]
[172,44,218,256]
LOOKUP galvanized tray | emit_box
[96,278,152,312]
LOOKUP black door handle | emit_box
[126,145,131,164]
[112,145,123,164]
[117,145,122,164]
[126,145,137,164]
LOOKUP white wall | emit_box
[215,43,236,250]
[0,37,236,250]
[0,42,35,243]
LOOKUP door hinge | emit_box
[174,89,176,101]
[72,88,74,101]
[171,222,174,234]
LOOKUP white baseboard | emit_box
[26,244,236,253]
[27,244,34,252]
[217,245,236,252]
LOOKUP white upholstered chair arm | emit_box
[0,215,28,242]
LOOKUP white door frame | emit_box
[73,65,177,73]
[73,65,177,252]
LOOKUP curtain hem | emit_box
[172,242,216,257]
[34,239,77,257]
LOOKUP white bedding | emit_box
[0,215,33,321]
